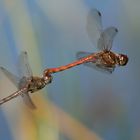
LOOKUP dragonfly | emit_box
[43,9,128,77]
[0,51,93,108]
[75,9,129,73]
[0,52,52,109]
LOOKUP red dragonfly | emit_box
[75,9,128,73]
[77,9,128,73]
[0,52,52,109]
[44,9,128,76]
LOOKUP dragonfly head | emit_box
[117,54,128,66]
[43,74,53,85]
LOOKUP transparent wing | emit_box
[18,51,32,77]
[18,51,36,109]
[87,9,103,48]
[21,93,36,109]
[97,27,118,51]
[76,51,114,74]
[76,51,93,60]
[0,67,20,87]
[85,63,115,74]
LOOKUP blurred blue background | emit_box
[0,0,139,140]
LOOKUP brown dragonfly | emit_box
[0,51,94,108]
[75,9,128,73]
[0,52,52,109]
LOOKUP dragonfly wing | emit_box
[76,51,93,60]
[87,9,103,48]
[76,51,114,74]
[18,52,36,109]
[21,92,36,109]
[98,27,118,51]
[86,63,115,74]
[0,67,20,87]
[81,61,115,74]
[18,51,32,77]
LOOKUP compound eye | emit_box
[119,54,128,66]
[44,75,52,84]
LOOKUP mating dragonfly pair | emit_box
[0,9,128,109]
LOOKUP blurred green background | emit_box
[0,0,139,140]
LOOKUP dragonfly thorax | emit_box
[97,50,117,67]
[22,76,47,93]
